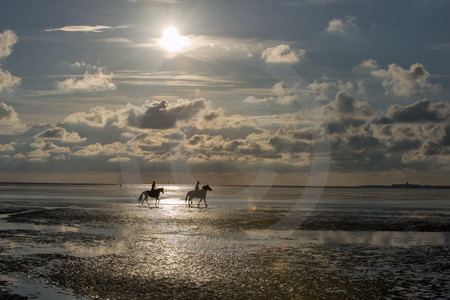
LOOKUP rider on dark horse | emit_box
[195,181,200,193]
[150,181,157,196]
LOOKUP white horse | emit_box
[138,188,164,207]
[185,184,212,207]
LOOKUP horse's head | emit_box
[202,184,212,191]
[161,187,164,194]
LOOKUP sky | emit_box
[1,0,450,186]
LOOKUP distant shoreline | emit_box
[1,182,450,189]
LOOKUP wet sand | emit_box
[1,187,449,299]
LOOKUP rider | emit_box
[151,181,157,192]
[194,181,200,192]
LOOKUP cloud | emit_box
[261,44,305,64]
[324,91,373,117]
[0,143,14,152]
[0,69,21,93]
[0,29,18,59]
[375,99,450,124]
[108,156,131,162]
[176,133,279,161]
[27,140,70,161]
[44,25,113,33]
[64,106,118,127]
[33,126,87,143]
[307,80,333,103]
[0,102,26,134]
[326,15,358,34]
[73,142,128,157]
[244,81,299,105]
[371,63,440,97]
[318,91,374,135]
[0,30,21,93]
[127,99,207,129]
[56,69,116,92]
[356,58,378,70]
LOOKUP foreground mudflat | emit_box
[0,184,449,299]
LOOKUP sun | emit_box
[158,27,189,53]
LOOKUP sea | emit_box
[0,183,449,299]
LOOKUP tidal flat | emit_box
[0,184,449,299]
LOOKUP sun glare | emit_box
[159,27,189,53]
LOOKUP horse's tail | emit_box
[185,191,190,202]
[138,192,144,203]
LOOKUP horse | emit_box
[138,188,164,207]
[185,184,212,207]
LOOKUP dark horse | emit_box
[185,184,212,207]
[138,188,164,207]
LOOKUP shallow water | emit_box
[0,184,449,299]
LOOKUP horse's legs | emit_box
[197,197,207,208]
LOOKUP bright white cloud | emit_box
[371,63,440,97]
[326,15,358,34]
[64,106,117,127]
[0,69,21,93]
[0,30,18,59]
[0,30,21,93]
[56,70,116,92]
[261,44,305,64]
[33,126,87,143]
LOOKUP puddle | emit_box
[4,274,88,300]
[242,230,450,247]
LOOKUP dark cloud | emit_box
[320,92,374,134]
[347,135,381,152]
[324,91,373,116]
[375,99,449,124]
[128,99,206,129]
[268,136,311,153]
[0,102,26,134]
[327,118,366,134]
[203,110,221,122]
[388,139,422,153]
[0,102,15,120]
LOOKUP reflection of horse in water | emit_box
[138,188,164,207]
[185,185,212,207]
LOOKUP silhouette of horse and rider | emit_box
[137,181,212,208]
[185,182,212,207]
[137,181,164,207]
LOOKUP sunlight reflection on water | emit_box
[1,184,449,299]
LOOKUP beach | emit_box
[0,184,449,299]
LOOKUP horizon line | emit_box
[1,181,450,189]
